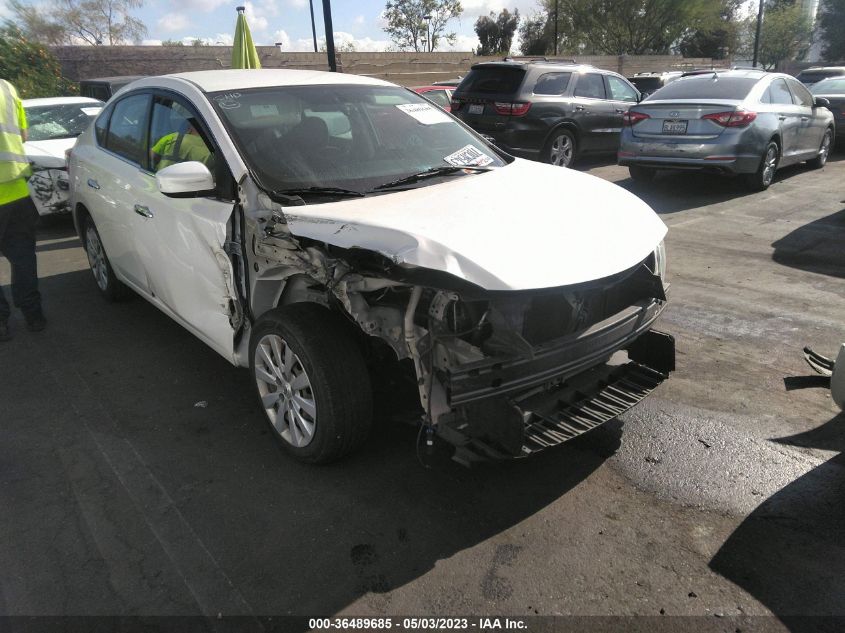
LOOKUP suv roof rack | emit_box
[501,56,579,65]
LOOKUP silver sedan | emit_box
[617,69,835,191]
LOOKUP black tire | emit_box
[544,128,578,167]
[629,165,657,183]
[745,141,779,192]
[83,216,129,301]
[249,303,373,464]
[807,128,833,169]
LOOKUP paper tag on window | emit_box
[80,107,102,116]
[250,104,279,118]
[443,144,494,167]
[396,103,451,125]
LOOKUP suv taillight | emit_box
[493,101,531,116]
[701,110,757,127]
[622,111,649,126]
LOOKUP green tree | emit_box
[161,39,185,46]
[818,0,845,60]
[743,1,813,69]
[518,11,552,55]
[0,23,77,97]
[383,0,462,52]
[677,0,743,59]
[4,0,147,45]
[474,9,519,56]
[543,0,715,55]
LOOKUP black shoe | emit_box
[25,313,46,333]
[0,321,10,342]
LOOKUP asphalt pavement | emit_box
[1,152,844,632]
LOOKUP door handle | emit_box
[134,204,153,218]
[87,178,100,190]
[574,105,586,111]
[801,116,809,121]
[615,108,626,114]
[778,115,787,120]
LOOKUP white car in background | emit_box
[23,97,103,216]
[69,70,674,465]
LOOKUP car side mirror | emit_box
[813,96,830,108]
[156,161,215,197]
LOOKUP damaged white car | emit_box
[69,70,675,464]
[23,97,103,216]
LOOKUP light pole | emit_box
[752,0,764,68]
[322,0,337,72]
[424,14,432,52]
[308,0,318,53]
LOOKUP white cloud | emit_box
[354,14,365,26]
[142,39,163,45]
[287,0,307,7]
[459,0,538,18]
[243,1,269,32]
[273,29,291,48]
[158,12,189,33]
[444,33,480,52]
[179,0,229,12]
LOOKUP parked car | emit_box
[450,60,641,168]
[22,97,104,216]
[628,72,682,98]
[79,76,146,101]
[618,70,834,191]
[810,76,845,146]
[796,66,845,88]
[411,85,454,111]
[69,69,673,465]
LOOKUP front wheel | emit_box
[250,303,373,464]
[544,129,577,167]
[745,141,779,192]
[807,129,832,169]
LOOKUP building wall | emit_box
[52,47,728,87]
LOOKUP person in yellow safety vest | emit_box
[150,118,214,172]
[0,78,45,342]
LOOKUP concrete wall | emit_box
[53,47,729,87]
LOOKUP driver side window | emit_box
[149,97,216,173]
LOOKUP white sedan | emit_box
[23,96,103,215]
[68,69,674,465]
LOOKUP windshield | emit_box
[648,76,759,101]
[209,85,505,198]
[811,78,845,94]
[24,102,104,141]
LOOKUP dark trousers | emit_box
[0,194,41,322]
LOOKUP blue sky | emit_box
[132,0,543,50]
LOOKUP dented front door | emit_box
[131,172,237,361]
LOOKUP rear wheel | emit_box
[629,165,657,183]
[83,216,129,301]
[250,303,373,464]
[808,128,833,169]
[544,129,577,167]
[745,141,779,192]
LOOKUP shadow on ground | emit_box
[0,265,620,615]
[710,412,845,632]
[771,208,845,279]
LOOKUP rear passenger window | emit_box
[533,72,572,95]
[94,106,112,146]
[574,73,606,99]
[768,79,793,105]
[787,78,814,107]
[423,89,450,107]
[105,94,150,166]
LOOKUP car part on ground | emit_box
[617,70,835,191]
[69,69,672,465]
[451,59,641,168]
[803,345,845,411]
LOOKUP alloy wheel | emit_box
[762,145,778,187]
[819,132,831,166]
[85,225,109,291]
[549,134,574,167]
[253,333,316,447]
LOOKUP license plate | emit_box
[468,104,484,115]
[662,119,688,134]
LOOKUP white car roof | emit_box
[137,69,396,93]
[22,96,104,107]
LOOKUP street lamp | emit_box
[322,0,337,72]
[423,14,431,52]
[308,0,318,53]
[752,0,764,68]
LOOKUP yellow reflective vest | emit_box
[0,79,30,185]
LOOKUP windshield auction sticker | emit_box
[396,103,451,125]
[443,144,494,167]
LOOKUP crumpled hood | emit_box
[284,158,668,291]
[24,138,75,169]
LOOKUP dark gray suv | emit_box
[451,60,641,167]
